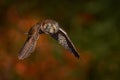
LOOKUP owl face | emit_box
[41,20,59,34]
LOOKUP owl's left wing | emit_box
[51,28,80,59]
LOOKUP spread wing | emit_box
[18,34,39,60]
[18,31,39,60]
[51,28,80,59]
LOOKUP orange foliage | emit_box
[15,62,27,77]
[18,16,39,31]
[36,34,54,57]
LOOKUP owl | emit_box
[18,19,80,60]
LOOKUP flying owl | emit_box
[18,19,80,60]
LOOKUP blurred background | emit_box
[0,0,120,80]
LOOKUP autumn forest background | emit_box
[0,0,120,80]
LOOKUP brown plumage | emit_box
[18,19,80,60]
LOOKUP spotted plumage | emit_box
[18,19,80,60]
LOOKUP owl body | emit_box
[19,19,80,60]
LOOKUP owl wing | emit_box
[18,32,39,60]
[51,28,80,59]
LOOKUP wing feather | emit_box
[18,24,41,60]
[51,28,80,59]
[18,36,38,60]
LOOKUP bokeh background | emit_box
[0,0,120,80]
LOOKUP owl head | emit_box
[40,19,59,34]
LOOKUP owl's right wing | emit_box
[18,24,40,60]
